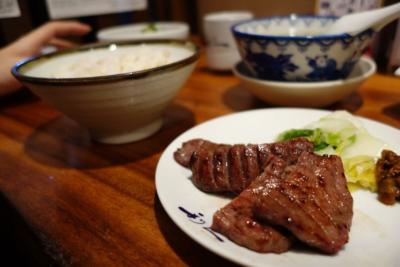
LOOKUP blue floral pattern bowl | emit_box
[232,15,374,82]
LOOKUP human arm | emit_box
[0,21,91,95]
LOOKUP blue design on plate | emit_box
[317,39,336,47]
[246,52,298,81]
[275,40,290,47]
[305,55,356,81]
[342,36,354,46]
[232,16,375,81]
[203,227,224,242]
[178,206,205,224]
[294,40,312,47]
[178,206,224,242]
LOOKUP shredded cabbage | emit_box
[277,111,388,192]
[343,156,377,192]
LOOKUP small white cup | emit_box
[203,11,253,71]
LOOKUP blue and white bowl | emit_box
[232,15,374,82]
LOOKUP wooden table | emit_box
[0,52,399,267]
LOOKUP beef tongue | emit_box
[212,155,293,253]
[212,152,353,254]
[174,138,314,194]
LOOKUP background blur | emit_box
[0,0,387,43]
[1,0,400,72]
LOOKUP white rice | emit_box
[23,44,192,79]
[51,45,172,78]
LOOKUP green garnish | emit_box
[275,111,385,194]
[142,23,157,33]
[277,128,356,152]
[280,129,314,140]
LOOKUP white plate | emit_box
[155,108,400,267]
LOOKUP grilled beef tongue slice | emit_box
[212,152,353,254]
[211,155,292,253]
[174,138,313,194]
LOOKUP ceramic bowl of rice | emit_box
[12,40,200,144]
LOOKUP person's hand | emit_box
[0,21,91,96]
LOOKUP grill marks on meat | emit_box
[174,139,218,168]
[174,138,353,254]
[211,191,292,253]
[174,138,314,194]
[254,152,353,253]
[212,154,293,253]
[212,152,353,254]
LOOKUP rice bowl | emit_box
[23,43,194,79]
[12,40,200,144]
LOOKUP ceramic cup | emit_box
[203,11,253,71]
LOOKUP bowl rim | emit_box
[233,56,376,89]
[204,10,254,22]
[231,15,373,40]
[12,39,200,85]
[97,21,189,39]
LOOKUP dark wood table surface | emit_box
[0,51,399,267]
